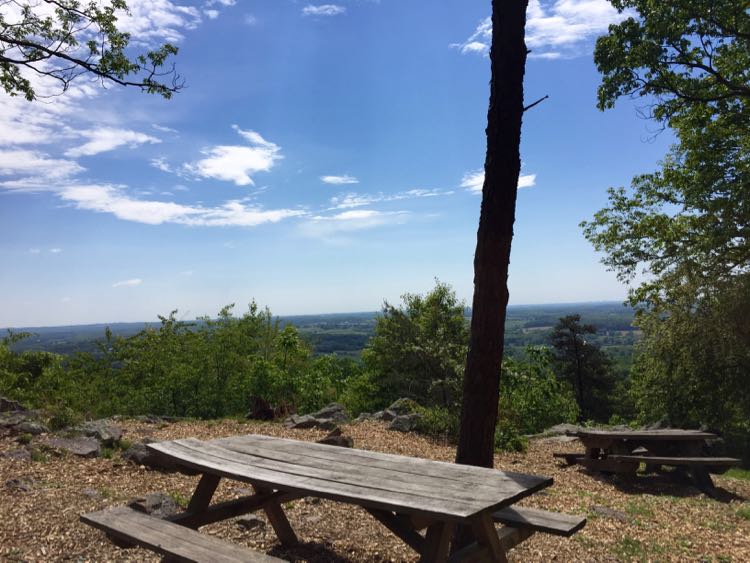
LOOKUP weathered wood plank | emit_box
[81,506,282,562]
[607,455,739,467]
[420,521,454,563]
[148,438,552,520]
[254,486,298,546]
[186,474,221,516]
[470,512,508,563]
[492,506,586,537]
[219,434,550,491]
[216,436,529,503]
[575,429,716,440]
[496,526,534,553]
[149,440,482,520]
[169,491,301,528]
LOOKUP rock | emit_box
[387,398,419,416]
[317,428,353,448]
[0,412,28,429]
[15,421,48,436]
[309,403,349,423]
[5,476,35,492]
[372,409,397,422]
[45,436,101,458]
[128,493,181,519]
[75,419,123,446]
[590,505,630,523]
[236,514,266,530]
[643,416,671,430]
[1,448,32,461]
[545,423,584,436]
[283,414,338,431]
[305,496,321,505]
[543,435,580,443]
[388,413,422,433]
[81,487,101,498]
[246,396,276,421]
[352,412,371,423]
[0,397,27,412]
[121,442,176,471]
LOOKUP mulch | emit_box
[1,419,749,562]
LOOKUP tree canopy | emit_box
[0,0,182,100]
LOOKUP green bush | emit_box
[415,407,460,439]
[494,420,528,452]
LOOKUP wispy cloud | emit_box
[303,4,346,17]
[452,0,627,59]
[0,150,83,190]
[58,184,305,227]
[461,169,536,194]
[113,278,143,288]
[329,188,452,209]
[49,248,63,254]
[183,126,282,186]
[65,128,161,157]
[321,174,359,185]
[301,209,409,238]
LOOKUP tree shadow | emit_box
[584,468,746,503]
[267,540,356,562]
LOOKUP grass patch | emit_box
[725,467,750,481]
[612,536,646,560]
[737,505,750,521]
[625,500,654,519]
[168,491,190,509]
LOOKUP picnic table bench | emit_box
[553,429,740,495]
[82,433,585,562]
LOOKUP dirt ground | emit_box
[1,419,749,562]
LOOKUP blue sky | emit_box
[0,0,672,327]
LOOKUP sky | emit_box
[0,0,674,328]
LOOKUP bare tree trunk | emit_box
[455,0,529,469]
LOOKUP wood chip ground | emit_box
[2,419,749,562]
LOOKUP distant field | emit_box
[5,301,638,362]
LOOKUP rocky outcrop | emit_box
[44,436,101,458]
[284,403,349,430]
[74,419,123,447]
[121,440,176,471]
[388,413,422,433]
[317,427,354,448]
[128,493,181,519]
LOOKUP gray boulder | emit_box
[1,448,32,461]
[372,409,398,422]
[236,514,266,530]
[128,493,181,519]
[75,419,123,446]
[590,505,630,523]
[545,423,584,436]
[309,403,349,423]
[0,397,27,412]
[121,441,176,471]
[5,476,36,492]
[283,414,338,431]
[387,398,419,416]
[317,428,354,448]
[45,436,101,458]
[352,412,371,423]
[15,421,48,436]
[389,413,422,433]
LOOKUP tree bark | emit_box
[455,0,529,469]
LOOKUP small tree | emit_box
[1,1,183,100]
[550,315,616,422]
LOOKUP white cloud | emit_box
[151,157,174,173]
[453,1,628,59]
[184,126,281,186]
[49,248,63,253]
[65,128,161,157]
[244,14,258,25]
[58,183,305,227]
[301,209,409,238]
[113,278,143,288]
[329,188,452,209]
[321,175,359,185]
[152,124,179,134]
[303,5,346,17]
[0,150,84,190]
[116,0,202,45]
[461,169,536,194]
[204,9,220,19]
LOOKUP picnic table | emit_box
[82,433,585,562]
[554,428,740,495]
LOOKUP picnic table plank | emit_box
[149,439,551,521]
[492,506,586,536]
[575,429,716,440]
[216,435,535,500]
[81,506,282,563]
[607,455,739,466]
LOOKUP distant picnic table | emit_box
[554,428,740,495]
[82,433,585,562]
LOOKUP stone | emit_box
[236,514,266,530]
[388,413,422,433]
[15,421,48,436]
[81,487,101,498]
[45,436,101,458]
[387,398,419,416]
[5,476,35,492]
[0,412,27,429]
[283,414,338,431]
[129,493,181,519]
[121,442,176,471]
[0,397,27,412]
[372,409,397,422]
[352,412,371,423]
[309,403,349,423]
[590,505,630,523]
[1,448,32,461]
[76,419,123,446]
[545,423,584,436]
[317,429,353,448]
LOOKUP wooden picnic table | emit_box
[82,433,585,562]
[555,429,739,495]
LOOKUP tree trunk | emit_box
[455,0,529,469]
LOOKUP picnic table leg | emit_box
[690,468,717,497]
[254,486,298,546]
[182,473,221,529]
[419,521,454,563]
[470,512,509,563]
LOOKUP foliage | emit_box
[362,280,469,410]
[0,0,182,100]
[550,316,619,422]
[584,0,750,445]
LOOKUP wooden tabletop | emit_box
[148,434,552,522]
[574,429,716,441]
